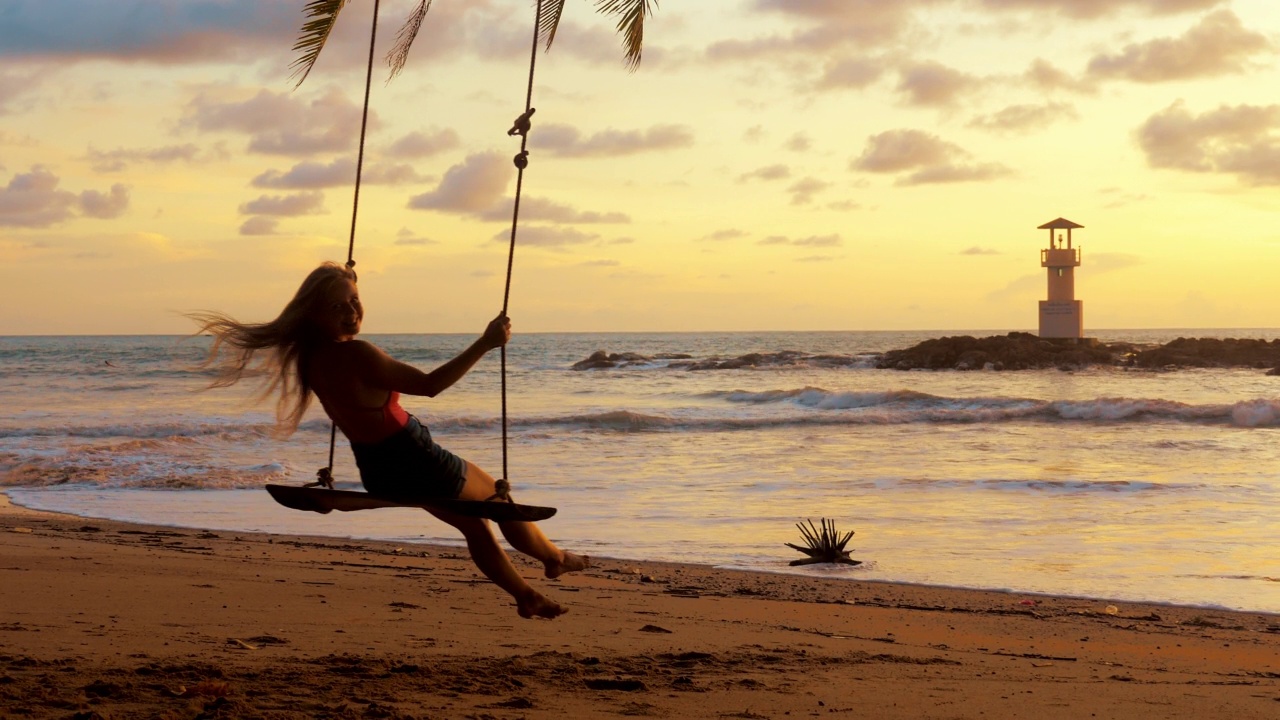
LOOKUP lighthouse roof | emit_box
[1038,217,1083,230]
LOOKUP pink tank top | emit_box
[375,391,410,438]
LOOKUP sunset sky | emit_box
[3,0,1279,334]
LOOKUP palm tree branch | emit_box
[387,0,433,79]
[538,0,568,53]
[595,0,654,70]
[290,0,349,88]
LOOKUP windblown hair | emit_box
[188,262,357,436]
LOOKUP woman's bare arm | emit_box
[352,315,511,397]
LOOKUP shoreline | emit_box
[4,495,1278,719]
[10,486,1280,617]
[8,490,1274,616]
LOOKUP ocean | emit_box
[2,330,1278,614]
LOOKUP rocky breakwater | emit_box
[875,332,1115,371]
[1125,337,1280,372]
[876,332,1280,372]
[570,335,1280,373]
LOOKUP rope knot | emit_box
[507,107,535,137]
[491,478,512,503]
[310,467,335,490]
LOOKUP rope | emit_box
[314,0,380,491]
[311,0,540,495]
[497,0,543,491]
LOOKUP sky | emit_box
[2,0,1280,334]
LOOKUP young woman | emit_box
[190,261,586,619]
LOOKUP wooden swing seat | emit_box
[265,484,556,522]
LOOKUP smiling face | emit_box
[315,278,363,341]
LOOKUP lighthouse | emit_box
[1038,217,1083,339]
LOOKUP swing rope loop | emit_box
[318,0,379,488]
[498,0,543,489]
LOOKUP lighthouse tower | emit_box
[1037,217,1083,339]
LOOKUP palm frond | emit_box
[290,0,350,88]
[537,0,568,53]
[595,0,655,70]
[386,0,433,80]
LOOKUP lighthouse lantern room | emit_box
[1038,217,1083,339]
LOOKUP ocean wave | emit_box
[1,455,291,490]
[890,477,1202,494]
[0,421,276,440]
[703,388,1280,428]
[572,350,878,371]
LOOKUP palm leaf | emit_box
[595,0,654,70]
[387,0,433,80]
[538,0,568,53]
[290,0,350,88]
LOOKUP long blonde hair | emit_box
[188,262,357,436]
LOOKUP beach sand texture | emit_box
[2,496,1277,719]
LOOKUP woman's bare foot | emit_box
[516,590,567,619]
[544,551,590,579]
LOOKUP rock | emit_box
[875,332,1114,371]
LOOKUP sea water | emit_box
[2,330,1278,613]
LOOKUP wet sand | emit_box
[2,495,1277,719]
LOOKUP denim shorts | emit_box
[349,416,467,500]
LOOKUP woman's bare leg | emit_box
[424,505,565,619]
[458,462,590,579]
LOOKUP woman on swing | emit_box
[191,261,586,619]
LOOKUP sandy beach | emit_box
[2,495,1277,720]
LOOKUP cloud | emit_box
[0,0,296,63]
[973,0,1226,20]
[252,160,353,189]
[408,152,511,214]
[713,1,935,60]
[0,70,40,115]
[788,177,831,205]
[251,158,427,189]
[238,191,325,216]
[738,164,791,182]
[816,57,884,90]
[394,227,436,246]
[852,130,961,173]
[985,273,1042,302]
[850,129,1011,185]
[1098,187,1152,208]
[1086,10,1272,83]
[897,62,980,108]
[700,229,748,242]
[968,102,1079,133]
[184,88,363,156]
[239,216,279,236]
[537,123,695,157]
[477,196,630,224]
[1023,59,1096,94]
[785,133,812,152]
[85,144,204,172]
[961,247,1000,255]
[488,226,600,247]
[78,184,130,219]
[0,166,131,227]
[758,233,842,247]
[386,129,461,158]
[1136,101,1280,185]
[533,19,669,67]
